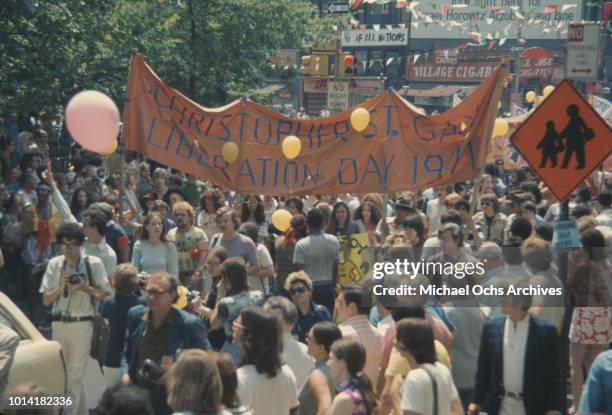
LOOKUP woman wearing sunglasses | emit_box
[472,193,507,245]
[284,271,332,343]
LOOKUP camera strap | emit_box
[83,255,98,314]
[60,256,80,317]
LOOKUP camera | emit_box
[141,358,165,382]
[69,273,85,284]
[187,290,199,303]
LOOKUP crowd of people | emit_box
[0,127,611,415]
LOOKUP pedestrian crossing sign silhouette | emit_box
[510,79,612,201]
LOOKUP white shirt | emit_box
[83,237,117,279]
[281,332,314,391]
[263,197,278,225]
[237,364,298,415]
[39,254,111,317]
[376,314,394,337]
[247,243,273,293]
[400,362,459,415]
[596,208,612,228]
[501,315,530,415]
[426,199,447,236]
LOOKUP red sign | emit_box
[406,62,499,81]
[520,47,558,82]
[434,49,459,65]
[510,80,612,201]
[568,25,584,41]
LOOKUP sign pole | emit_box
[119,48,139,223]
[557,198,571,415]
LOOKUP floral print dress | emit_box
[569,260,611,345]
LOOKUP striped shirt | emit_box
[340,314,383,386]
[292,232,340,283]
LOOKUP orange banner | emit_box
[125,55,506,195]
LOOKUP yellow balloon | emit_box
[350,108,370,132]
[493,118,509,137]
[543,85,555,97]
[173,286,189,310]
[221,142,239,164]
[534,95,544,106]
[525,91,536,103]
[271,209,292,232]
[282,135,301,160]
[104,140,118,154]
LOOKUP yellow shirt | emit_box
[385,340,451,377]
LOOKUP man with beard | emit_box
[166,201,208,288]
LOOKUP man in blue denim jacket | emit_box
[122,272,209,415]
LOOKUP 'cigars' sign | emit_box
[406,62,500,82]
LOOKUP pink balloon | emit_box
[65,90,120,153]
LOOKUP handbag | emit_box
[84,257,110,364]
[584,128,595,141]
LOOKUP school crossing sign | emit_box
[510,80,612,201]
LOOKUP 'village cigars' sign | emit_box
[406,62,500,82]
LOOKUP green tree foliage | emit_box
[1,0,327,120]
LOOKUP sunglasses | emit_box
[480,201,493,206]
[207,260,221,266]
[290,287,308,295]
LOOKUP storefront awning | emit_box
[402,85,475,97]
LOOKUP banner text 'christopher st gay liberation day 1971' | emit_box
[125,55,506,195]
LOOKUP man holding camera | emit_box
[40,223,111,415]
[122,272,210,415]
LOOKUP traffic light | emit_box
[301,54,328,76]
[301,55,316,75]
[317,55,329,76]
[339,53,356,76]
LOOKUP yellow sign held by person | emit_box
[337,233,371,288]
